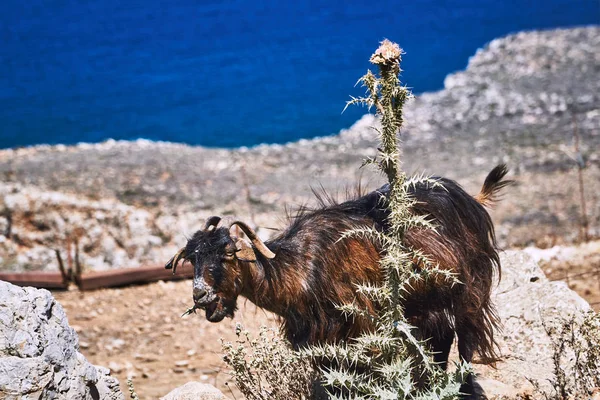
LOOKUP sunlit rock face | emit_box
[0,280,124,400]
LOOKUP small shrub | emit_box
[530,311,600,399]
[221,324,316,400]
[127,378,140,400]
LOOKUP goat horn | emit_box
[165,247,186,274]
[230,221,276,259]
[203,216,222,231]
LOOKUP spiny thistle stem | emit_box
[303,39,469,399]
[368,40,415,313]
[369,40,408,193]
[222,39,470,400]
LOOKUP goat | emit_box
[165,164,512,399]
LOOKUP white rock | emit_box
[0,280,124,399]
[476,251,593,397]
[160,382,227,400]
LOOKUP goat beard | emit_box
[204,297,236,322]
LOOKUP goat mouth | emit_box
[203,297,235,322]
[204,299,226,322]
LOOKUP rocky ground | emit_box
[0,26,599,398]
[52,280,266,399]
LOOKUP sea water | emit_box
[0,0,598,149]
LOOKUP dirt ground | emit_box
[52,240,600,399]
[54,278,276,399]
[534,240,600,310]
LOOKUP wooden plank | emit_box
[78,265,193,291]
[0,271,69,290]
[1,265,193,291]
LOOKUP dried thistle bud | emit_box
[370,39,403,65]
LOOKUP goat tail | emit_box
[475,164,513,207]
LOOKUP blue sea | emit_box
[1,1,598,149]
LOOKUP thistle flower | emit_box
[370,39,403,65]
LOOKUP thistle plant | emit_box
[305,39,469,399]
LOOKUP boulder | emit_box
[476,250,593,398]
[0,280,124,400]
[160,381,228,400]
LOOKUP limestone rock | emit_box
[0,182,176,273]
[160,381,228,400]
[0,280,124,400]
[476,250,593,398]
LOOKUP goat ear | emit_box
[235,238,256,262]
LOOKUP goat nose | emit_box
[193,287,208,303]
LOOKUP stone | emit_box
[160,382,227,400]
[475,250,593,398]
[0,280,124,400]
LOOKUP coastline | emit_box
[1,26,599,273]
[1,25,597,153]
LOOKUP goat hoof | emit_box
[459,378,487,400]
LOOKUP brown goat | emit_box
[165,164,512,399]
